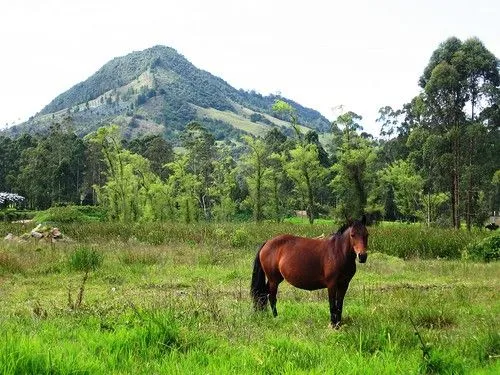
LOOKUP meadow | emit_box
[0,221,499,374]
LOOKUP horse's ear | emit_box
[361,214,367,225]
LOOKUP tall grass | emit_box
[34,221,489,259]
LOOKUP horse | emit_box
[250,216,369,328]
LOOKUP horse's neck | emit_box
[330,231,355,263]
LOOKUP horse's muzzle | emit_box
[358,253,367,263]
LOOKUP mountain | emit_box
[4,45,331,141]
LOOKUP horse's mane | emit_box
[333,222,351,236]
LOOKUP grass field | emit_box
[0,221,499,374]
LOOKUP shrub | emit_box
[463,233,500,262]
[69,247,104,272]
[230,229,250,248]
[0,208,36,222]
[34,206,104,224]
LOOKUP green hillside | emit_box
[4,45,330,141]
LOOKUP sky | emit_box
[1,0,499,136]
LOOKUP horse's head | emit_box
[348,215,369,263]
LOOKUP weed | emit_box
[463,232,500,262]
[69,247,103,272]
[0,251,23,274]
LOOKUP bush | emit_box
[34,206,104,224]
[369,225,486,259]
[0,209,36,222]
[69,247,104,272]
[230,229,250,248]
[463,233,500,262]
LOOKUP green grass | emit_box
[0,221,498,374]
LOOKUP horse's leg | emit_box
[334,282,350,327]
[268,279,282,317]
[327,286,340,327]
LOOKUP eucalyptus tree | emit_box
[165,155,201,223]
[284,143,326,224]
[241,135,269,222]
[263,128,294,222]
[209,145,238,222]
[18,123,85,209]
[126,134,174,180]
[419,36,500,228]
[272,101,330,223]
[181,121,216,220]
[330,111,379,220]
[379,160,424,222]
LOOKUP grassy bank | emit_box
[0,222,498,373]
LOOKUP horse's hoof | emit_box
[329,322,342,329]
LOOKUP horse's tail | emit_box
[251,242,268,311]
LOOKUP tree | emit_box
[165,155,201,223]
[263,128,294,222]
[17,123,85,209]
[272,99,302,140]
[329,110,379,220]
[87,125,158,222]
[242,136,269,222]
[284,144,326,224]
[210,146,238,222]
[380,160,424,221]
[419,36,500,229]
[331,111,363,150]
[181,122,216,220]
[331,141,378,220]
[126,134,174,180]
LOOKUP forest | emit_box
[0,37,499,229]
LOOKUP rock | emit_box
[51,228,62,238]
[31,231,43,239]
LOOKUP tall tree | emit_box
[17,123,85,209]
[330,111,379,219]
[126,134,174,180]
[242,135,269,222]
[419,37,500,228]
[210,145,238,222]
[181,122,216,220]
[88,125,158,222]
[284,144,326,224]
[380,160,424,221]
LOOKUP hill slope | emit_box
[5,45,331,141]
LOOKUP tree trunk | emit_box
[254,161,262,222]
[305,171,314,224]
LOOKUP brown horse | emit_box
[250,216,368,328]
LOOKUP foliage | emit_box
[464,232,500,262]
[88,125,161,222]
[34,205,100,224]
[284,143,325,223]
[39,205,106,223]
[241,136,270,222]
[230,228,250,248]
[380,160,424,221]
[0,209,35,222]
[68,246,104,272]
[331,135,379,219]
